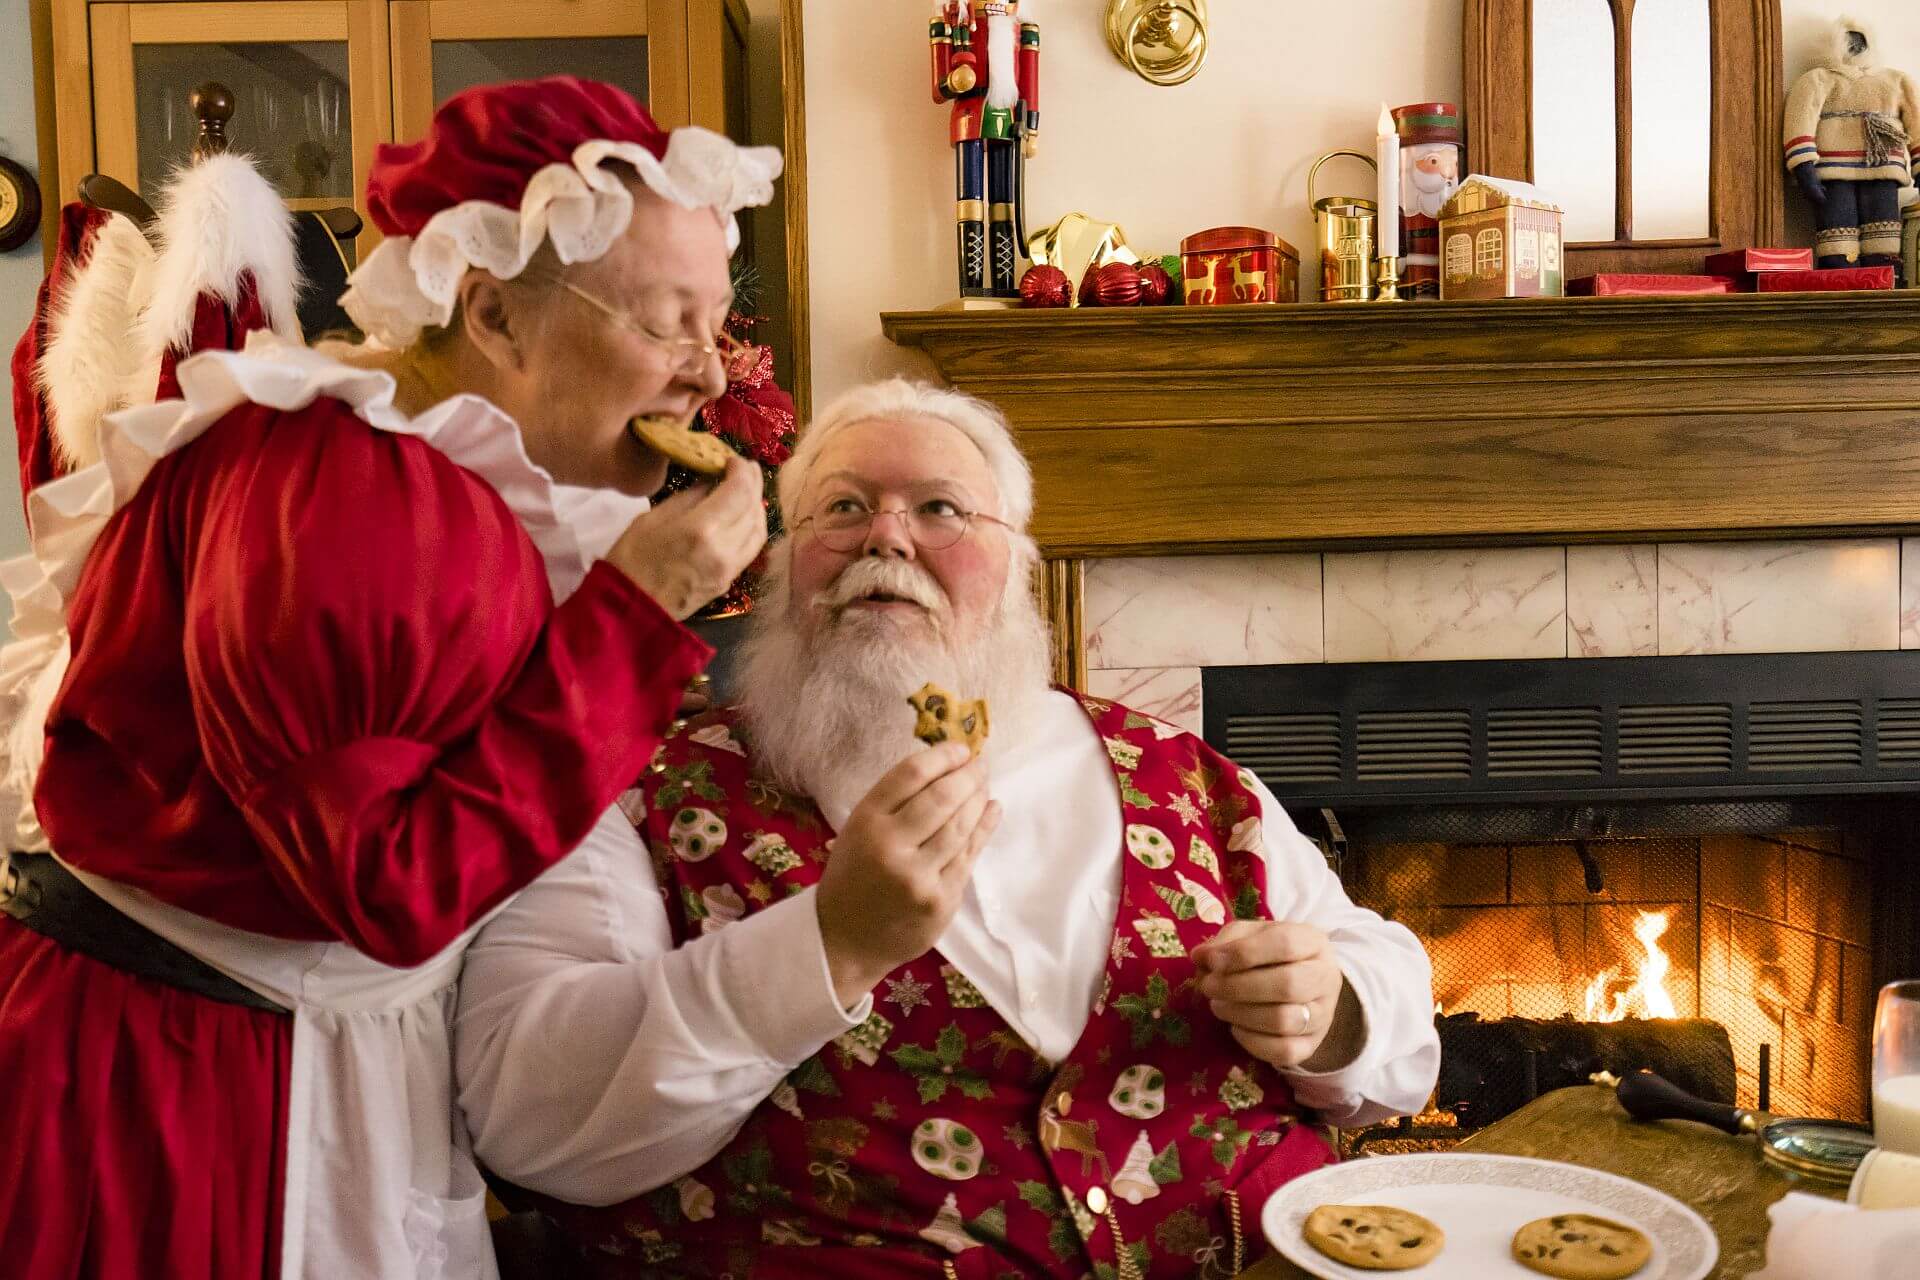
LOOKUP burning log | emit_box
[1434,1012,1735,1130]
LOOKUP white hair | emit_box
[777,378,1035,534]
[736,378,1053,811]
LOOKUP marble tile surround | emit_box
[1084,539,1912,675]
[1323,548,1566,663]
[1567,545,1658,658]
[1084,667,1204,736]
[1659,541,1899,656]
[1084,554,1321,669]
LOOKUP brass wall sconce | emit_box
[1105,0,1209,87]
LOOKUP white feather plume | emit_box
[34,153,302,474]
[35,214,155,472]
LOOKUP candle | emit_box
[1376,104,1400,260]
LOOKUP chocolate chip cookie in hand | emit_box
[907,682,990,758]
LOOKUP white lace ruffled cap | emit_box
[340,128,782,349]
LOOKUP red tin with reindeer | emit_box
[1181,225,1300,305]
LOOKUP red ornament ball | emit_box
[1136,263,1174,306]
[1019,264,1073,308]
[1082,261,1144,308]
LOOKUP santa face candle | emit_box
[1393,103,1464,300]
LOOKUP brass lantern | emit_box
[1105,1,1209,87]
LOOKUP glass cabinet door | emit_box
[390,1,682,143]
[88,2,391,229]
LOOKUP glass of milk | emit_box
[1874,980,1920,1155]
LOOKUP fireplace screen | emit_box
[1203,652,1917,1153]
[1343,828,1873,1141]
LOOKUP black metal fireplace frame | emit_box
[1202,652,1920,1131]
[1203,651,1920,809]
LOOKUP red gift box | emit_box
[1703,248,1813,277]
[1754,267,1894,293]
[1568,274,1736,297]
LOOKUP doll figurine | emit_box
[1785,18,1920,276]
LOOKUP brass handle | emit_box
[1308,148,1377,209]
[1108,1,1209,88]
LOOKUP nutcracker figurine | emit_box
[931,0,1039,298]
[1393,103,1463,300]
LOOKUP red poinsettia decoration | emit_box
[701,319,797,468]
[678,310,798,618]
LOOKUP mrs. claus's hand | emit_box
[1193,920,1359,1071]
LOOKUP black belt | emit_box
[0,852,290,1014]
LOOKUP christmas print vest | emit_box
[549,694,1337,1279]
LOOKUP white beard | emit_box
[985,10,1019,111]
[734,545,1054,821]
[1404,154,1456,218]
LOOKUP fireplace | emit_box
[1203,652,1920,1146]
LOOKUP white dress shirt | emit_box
[455,691,1440,1207]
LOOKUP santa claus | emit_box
[0,77,776,1278]
[455,380,1441,1278]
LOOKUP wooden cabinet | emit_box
[51,0,750,247]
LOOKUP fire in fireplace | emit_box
[1202,652,1920,1148]
[1356,832,1870,1126]
[1584,910,1677,1023]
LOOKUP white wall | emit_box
[0,0,40,620]
[801,0,1920,405]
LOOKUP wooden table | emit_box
[1243,1085,1845,1279]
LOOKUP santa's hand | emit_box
[1023,132,1039,160]
[1794,164,1827,205]
[1193,920,1362,1071]
[815,742,1001,1007]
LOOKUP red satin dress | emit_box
[0,391,708,1278]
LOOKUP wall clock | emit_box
[0,155,43,252]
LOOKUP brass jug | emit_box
[1308,149,1378,303]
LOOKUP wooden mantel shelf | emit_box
[881,294,1920,558]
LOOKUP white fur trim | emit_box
[0,333,649,843]
[985,9,1019,111]
[35,215,156,471]
[341,127,782,348]
[33,154,303,474]
[1832,16,1878,68]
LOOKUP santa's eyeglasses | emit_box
[793,496,1012,552]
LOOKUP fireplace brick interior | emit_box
[1351,831,1874,1122]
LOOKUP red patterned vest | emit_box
[547,694,1336,1279]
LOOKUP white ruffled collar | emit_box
[0,332,653,851]
[5,329,649,678]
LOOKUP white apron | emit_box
[0,334,652,1279]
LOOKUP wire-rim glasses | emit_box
[794,498,1012,552]
[524,272,740,375]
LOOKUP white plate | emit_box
[1262,1153,1718,1280]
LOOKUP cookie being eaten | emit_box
[1302,1204,1443,1271]
[1511,1213,1650,1280]
[629,415,733,476]
[907,682,990,759]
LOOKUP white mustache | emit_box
[814,558,948,615]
